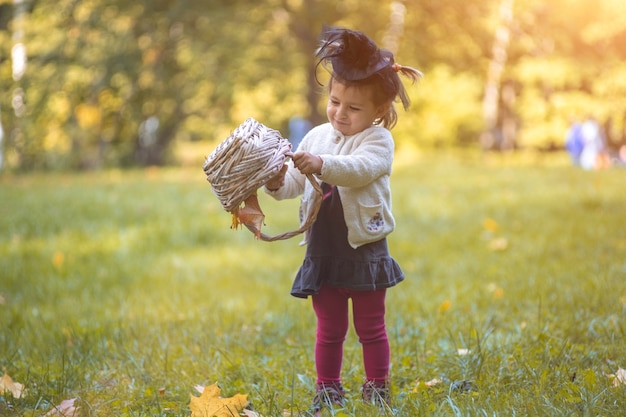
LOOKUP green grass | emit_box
[1,151,625,416]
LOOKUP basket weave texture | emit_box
[203,118,292,212]
[202,118,322,241]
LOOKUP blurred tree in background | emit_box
[0,0,624,170]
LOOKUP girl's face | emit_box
[327,81,388,136]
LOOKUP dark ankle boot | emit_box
[312,382,346,412]
[362,380,391,407]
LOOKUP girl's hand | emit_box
[265,164,288,191]
[292,151,323,175]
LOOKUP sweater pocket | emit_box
[359,201,387,234]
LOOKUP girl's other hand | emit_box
[292,152,323,175]
[265,164,288,191]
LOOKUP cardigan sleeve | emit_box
[317,127,394,188]
[263,160,306,200]
[262,125,326,199]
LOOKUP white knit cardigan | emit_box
[264,122,396,249]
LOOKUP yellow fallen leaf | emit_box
[486,283,504,299]
[608,367,626,387]
[45,398,79,417]
[438,300,451,314]
[52,251,65,269]
[189,383,249,417]
[0,373,26,398]
[483,218,499,232]
[492,287,504,299]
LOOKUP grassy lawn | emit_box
[1,151,625,416]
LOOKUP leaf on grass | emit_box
[486,283,504,299]
[438,300,451,314]
[488,237,508,251]
[45,398,79,417]
[608,367,626,386]
[483,218,499,232]
[190,383,249,417]
[52,251,65,269]
[0,373,26,398]
[412,377,443,392]
[424,378,443,387]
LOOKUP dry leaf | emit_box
[45,398,79,417]
[486,283,504,299]
[0,373,26,398]
[483,218,499,232]
[424,378,443,387]
[52,251,65,269]
[608,367,626,386]
[488,237,508,251]
[189,383,249,417]
[412,377,443,392]
[235,193,265,239]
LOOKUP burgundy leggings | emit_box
[312,284,389,384]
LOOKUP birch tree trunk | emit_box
[481,0,514,150]
[382,0,407,55]
[7,0,29,169]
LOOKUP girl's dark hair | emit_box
[315,26,422,129]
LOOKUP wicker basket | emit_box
[203,118,321,241]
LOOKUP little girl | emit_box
[264,26,422,412]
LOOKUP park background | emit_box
[1,0,626,416]
[1,0,625,170]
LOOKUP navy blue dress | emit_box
[291,182,405,298]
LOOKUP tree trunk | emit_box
[8,0,29,169]
[382,0,407,55]
[481,0,514,150]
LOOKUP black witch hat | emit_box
[316,27,394,81]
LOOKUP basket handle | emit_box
[243,173,323,242]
